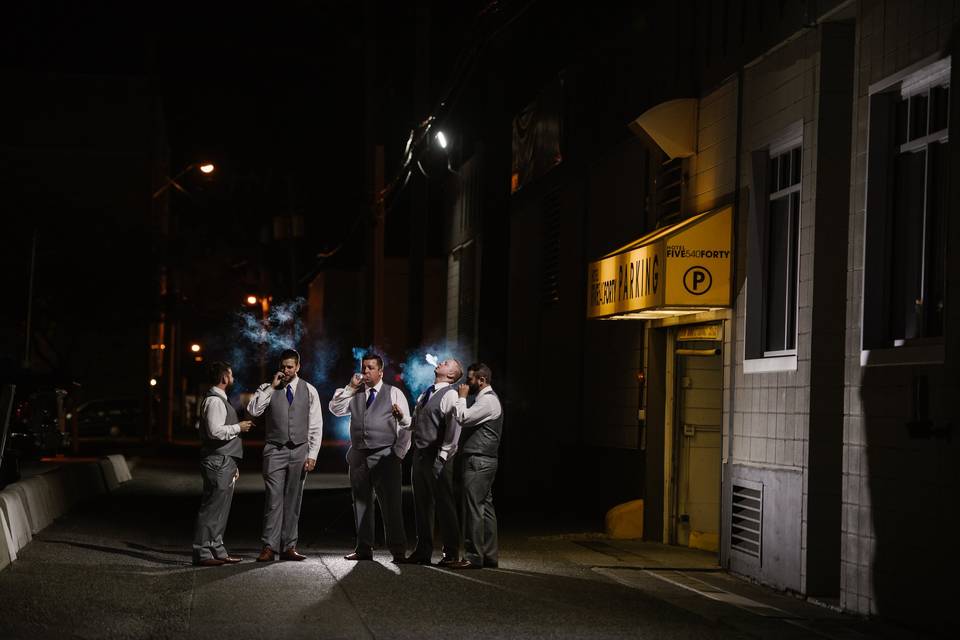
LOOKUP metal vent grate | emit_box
[730,481,763,558]
[541,190,561,306]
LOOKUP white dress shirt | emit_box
[196,386,241,440]
[247,376,324,460]
[454,386,502,426]
[408,381,461,460]
[329,379,412,457]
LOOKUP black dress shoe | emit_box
[344,551,373,561]
[437,556,459,566]
[194,558,226,567]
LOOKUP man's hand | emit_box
[271,371,285,389]
[349,373,363,389]
[238,420,254,433]
[392,403,405,421]
[304,458,317,472]
[458,384,469,398]
[432,456,446,479]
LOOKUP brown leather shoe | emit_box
[280,548,307,561]
[437,555,459,566]
[194,558,226,567]
[256,546,276,562]
[444,559,481,570]
[219,556,244,564]
[343,551,373,561]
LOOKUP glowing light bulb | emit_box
[149,378,157,387]
[246,295,258,305]
[190,344,201,353]
[199,163,215,174]
[435,131,448,149]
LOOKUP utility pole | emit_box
[23,228,38,369]
[408,0,431,348]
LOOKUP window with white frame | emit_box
[744,125,803,364]
[863,58,949,351]
[764,145,802,353]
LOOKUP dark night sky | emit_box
[0,0,483,393]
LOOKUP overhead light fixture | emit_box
[435,131,448,149]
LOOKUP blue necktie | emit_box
[422,385,435,405]
[366,388,377,408]
[286,385,294,405]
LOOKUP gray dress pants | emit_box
[461,454,499,567]
[411,446,460,560]
[193,454,239,562]
[261,442,308,551]
[348,446,406,556]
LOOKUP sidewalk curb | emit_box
[0,455,133,572]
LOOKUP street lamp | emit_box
[152,162,216,199]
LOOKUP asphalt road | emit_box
[0,459,926,639]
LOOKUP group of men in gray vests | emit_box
[192,348,504,571]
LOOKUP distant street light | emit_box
[245,295,258,306]
[435,130,448,149]
[152,162,216,199]
[190,343,201,353]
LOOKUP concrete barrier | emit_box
[39,470,68,520]
[98,455,132,492]
[0,456,130,571]
[106,454,132,484]
[0,507,15,568]
[605,499,644,539]
[15,477,55,533]
[0,488,32,552]
[98,458,120,492]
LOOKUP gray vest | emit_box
[412,384,458,450]
[459,390,503,457]
[265,380,311,446]
[200,391,244,459]
[349,383,399,450]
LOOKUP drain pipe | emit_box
[722,67,745,566]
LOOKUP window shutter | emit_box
[745,149,769,360]
[863,92,897,348]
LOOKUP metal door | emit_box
[673,340,722,552]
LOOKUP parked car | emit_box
[1,382,71,486]
[71,397,143,439]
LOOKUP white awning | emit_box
[629,98,698,160]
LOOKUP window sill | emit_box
[743,354,798,374]
[860,343,944,367]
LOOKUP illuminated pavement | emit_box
[0,460,923,639]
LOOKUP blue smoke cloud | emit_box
[235,297,306,354]
[400,343,469,400]
[351,346,390,371]
[328,415,351,441]
[220,297,306,392]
